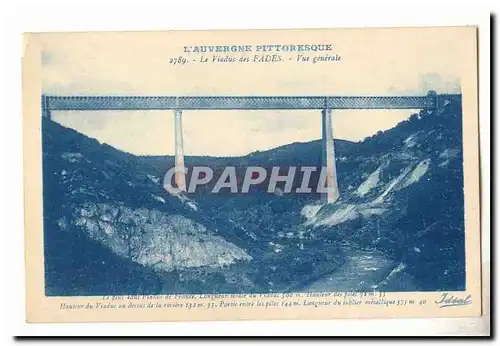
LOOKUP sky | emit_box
[38,28,466,156]
[51,109,418,156]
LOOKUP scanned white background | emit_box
[2,0,493,338]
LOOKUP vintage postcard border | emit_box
[22,27,482,323]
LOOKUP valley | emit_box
[42,95,465,296]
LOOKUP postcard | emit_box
[22,26,483,323]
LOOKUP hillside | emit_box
[42,119,253,295]
[300,99,465,291]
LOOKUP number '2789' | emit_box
[169,56,188,65]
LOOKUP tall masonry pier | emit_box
[41,92,450,203]
[174,100,187,192]
[321,108,340,203]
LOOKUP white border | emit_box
[2,0,493,338]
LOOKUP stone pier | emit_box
[321,108,340,203]
[174,109,186,191]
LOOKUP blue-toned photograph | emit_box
[38,30,468,298]
[41,91,465,296]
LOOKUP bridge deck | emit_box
[42,94,461,111]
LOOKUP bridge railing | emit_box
[41,93,460,111]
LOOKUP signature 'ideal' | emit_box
[435,293,472,308]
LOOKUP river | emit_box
[300,248,418,292]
